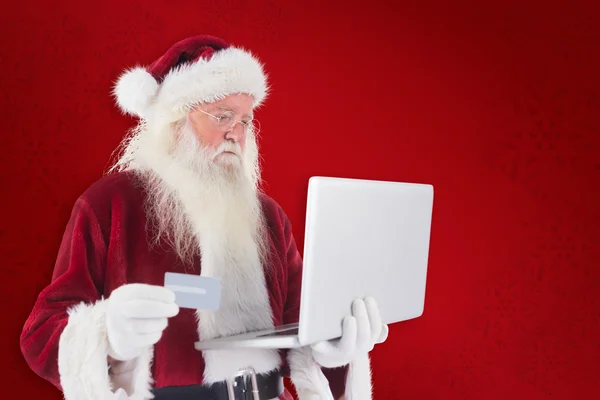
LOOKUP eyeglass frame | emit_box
[196,108,256,133]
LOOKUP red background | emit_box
[1,0,599,398]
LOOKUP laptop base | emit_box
[194,324,304,350]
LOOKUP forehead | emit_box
[207,93,255,114]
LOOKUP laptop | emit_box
[194,176,434,351]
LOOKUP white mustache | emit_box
[212,141,242,158]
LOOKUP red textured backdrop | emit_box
[2,0,599,398]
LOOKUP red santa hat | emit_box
[112,35,268,120]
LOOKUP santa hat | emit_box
[112,35,268,120]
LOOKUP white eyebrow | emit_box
[214,105,253,119]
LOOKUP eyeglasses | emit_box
[196,109,257,133]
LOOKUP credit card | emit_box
[164,272,222,310]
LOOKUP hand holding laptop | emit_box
[192,177,432,353]
[310,297,389,368]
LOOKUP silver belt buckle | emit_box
[226,367,260,400]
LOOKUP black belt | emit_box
[151,368,284,400]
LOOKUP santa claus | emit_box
[20,35,388,400]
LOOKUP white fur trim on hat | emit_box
[113,46,268,120]
[112,66,159,119]
[156,46,268,117]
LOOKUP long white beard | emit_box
[109,117,281,382]
[111,118,265,265]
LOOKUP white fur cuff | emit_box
[287,347,335,400]
[57,299,155,400]
[345,353,373,400]
[288,347,374,400]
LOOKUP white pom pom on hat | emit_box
[112,66,159,118]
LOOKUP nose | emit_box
[224,122,245,143]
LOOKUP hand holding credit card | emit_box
[164,272,222,310]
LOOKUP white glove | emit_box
[311,297,388,368]
[106,283,179,361]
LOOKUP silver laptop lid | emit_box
[297,176,434,345]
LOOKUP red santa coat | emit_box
[20,171,349,399]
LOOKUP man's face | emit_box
[186,93,255,168]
